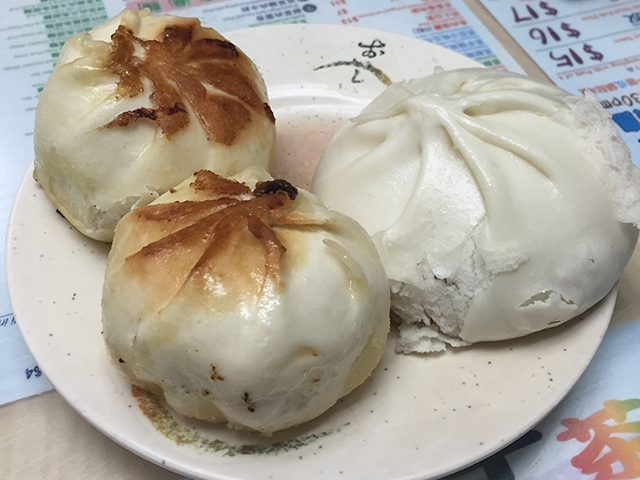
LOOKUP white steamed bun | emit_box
[102,167,390,434]
[311,67,640,353]
[34,9,276,242]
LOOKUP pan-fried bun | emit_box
[34,9,276,242]
[102,168,390,434]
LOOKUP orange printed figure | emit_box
[557,399,640,480]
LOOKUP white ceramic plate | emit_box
[6,24,614,480]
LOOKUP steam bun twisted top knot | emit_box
[311,67,640,353]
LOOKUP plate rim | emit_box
[5,23,615,480]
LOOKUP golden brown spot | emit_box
[196,95,251,145]
[108,26,143,97]
[122,172,312,314]
[134,197,238,223]
[102,21,273,143]
[190,169,251,196]
[102,104,188,131]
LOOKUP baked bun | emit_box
[311,68,640,353]
[34,9,275,242]
[102,168,390,434]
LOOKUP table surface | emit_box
[3,1,640,479]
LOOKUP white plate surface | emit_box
[6,24,614,480]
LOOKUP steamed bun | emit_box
[102,168,390,434]
[34,9,275,242]
[311,68,640,353]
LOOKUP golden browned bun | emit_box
[102,167,390,434]
[34,9,276,242]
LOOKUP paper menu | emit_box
[115,0,524,73]
[0,0,109,404]
[479,0,640,167]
